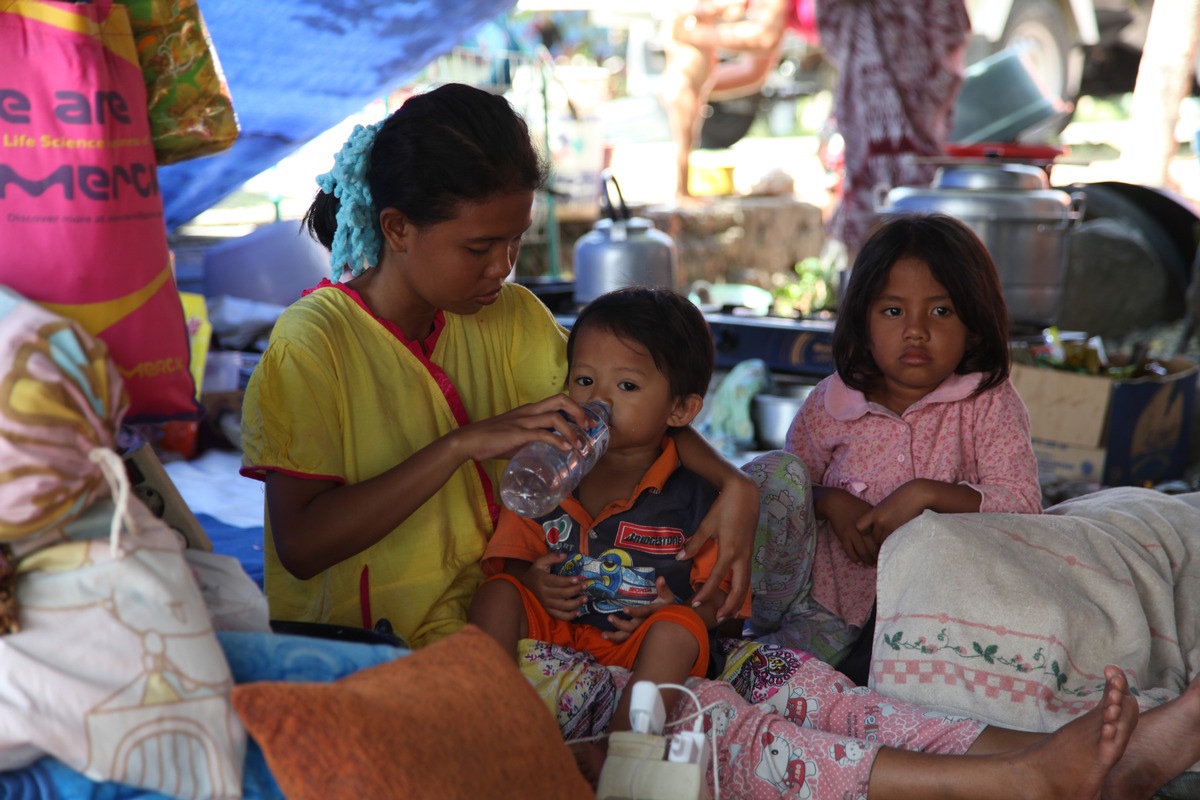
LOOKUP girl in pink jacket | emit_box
[747,213,1041,662]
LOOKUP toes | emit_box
[1103,665,1129,694]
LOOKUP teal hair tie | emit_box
[316,121,384,281]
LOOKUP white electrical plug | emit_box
[668,730,710,771]
[628,680,666,735]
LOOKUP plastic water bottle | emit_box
[500,401,612,517]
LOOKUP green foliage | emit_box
[773,256,835,316]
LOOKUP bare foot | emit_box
[1020,665,1139,800]
[1103,675,1200,799]
[569,740,608,789]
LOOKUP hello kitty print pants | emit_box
[687,650,984,800]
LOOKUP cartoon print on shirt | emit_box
[754,730,816,797]
[559,548,660,614]
[542,514,574,551]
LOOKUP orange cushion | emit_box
[231,624,594,800]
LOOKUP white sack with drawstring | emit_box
[0,496,245,799]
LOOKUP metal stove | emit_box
[554,309,836,379]
[704,312,835,377]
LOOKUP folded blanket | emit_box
[871,487,1199,771]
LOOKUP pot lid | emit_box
[877,160,1075,221]
[933,162,1049,191]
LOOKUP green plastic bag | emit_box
[118,0,239,165]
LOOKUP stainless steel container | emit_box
[752,381,817,450]
[875,162,1085,328]
[573,171,677,306]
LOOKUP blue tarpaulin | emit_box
[158,0,518,230]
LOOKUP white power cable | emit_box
[657,682,724,800]
[655,682,704,732]
[572,681,730,800]
[562,732,609,747]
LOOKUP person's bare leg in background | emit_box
[660,0,789,202]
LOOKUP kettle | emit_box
[572,171,677,306]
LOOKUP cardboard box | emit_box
[1028,438,1107,484]
[1011,358,1197,487]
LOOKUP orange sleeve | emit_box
[481,509,548,576]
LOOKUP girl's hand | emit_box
[856,479,982,551]
[451,395,588,464]
[855,482,929,548]
[836,520,878,566]
[678,471,758,621]
[601,577,676,643]
[519,551,586,622]
[817,487,876,566]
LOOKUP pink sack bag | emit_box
[0,0,201,422]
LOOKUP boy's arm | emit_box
[503,552,586,622]
[671,425,757,621]
[487,508,586,621]
[601,578,727,642]
[501,557,535,578]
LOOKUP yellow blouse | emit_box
[241,281,568,647]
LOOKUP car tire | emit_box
[1000,0,1083,109]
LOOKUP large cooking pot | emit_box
[573,171,677,306]
[875,162,1085,328]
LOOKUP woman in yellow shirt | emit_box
[240,82,758,648]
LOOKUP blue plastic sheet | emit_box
[158,0,517,230]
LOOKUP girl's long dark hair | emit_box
[833,213,1011,394]
[304,83,548,250]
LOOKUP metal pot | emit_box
[874,162,1085,328]
[752,381,816,450]
[573,171,677,306]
